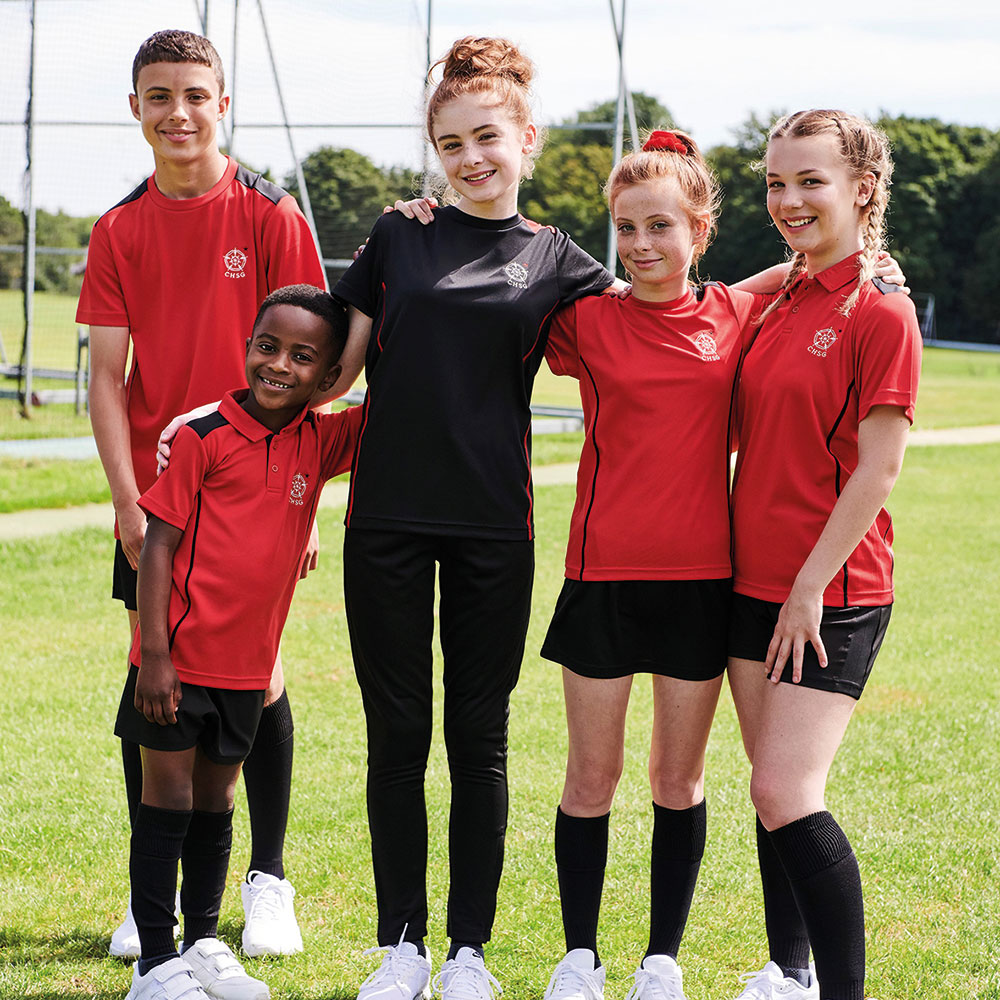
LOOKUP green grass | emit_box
[1,444,998,999]
[0,457,110,513]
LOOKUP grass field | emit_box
[1,443,998,1000]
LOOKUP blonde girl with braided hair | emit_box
[726,110,922,1000]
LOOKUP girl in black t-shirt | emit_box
[333,36,614,1000]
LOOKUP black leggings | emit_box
[343,528,533,946]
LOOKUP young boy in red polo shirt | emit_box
[76,29,327,957]
[116,285,361,1000]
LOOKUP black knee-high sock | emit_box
[122,739,143,828]
[555,808,608,963]
[243,690,293,879]
[181,809,234,948]
[768,812,865,1000]
[757,815,811,972]
[646,800,706,959]
[131,804,191,960]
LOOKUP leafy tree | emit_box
[0,195,24,290]
[284,147,419,271]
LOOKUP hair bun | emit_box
[440,36,533,87]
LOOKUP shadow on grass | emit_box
[0,922,360,1000]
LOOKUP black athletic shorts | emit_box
[727,593,892,699]
[112,539,138,611]
[540,577,732,681]
[115,664,265,764]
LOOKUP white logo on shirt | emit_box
[289,473,308,506]
[224,247,248,279]
[503,261,529,288]
[693,331,721,362]
[808,328,838,357]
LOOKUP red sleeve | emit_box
[75,218,130,327]
[723,285,772,350]
[262,195,326,292]
[317,404,364,480]
[544,302,581,378]
[854,292,922,424]
[137,426,209,531]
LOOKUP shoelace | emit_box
[624,967,684,1000]
[246,877,291,922]
[433,956,502,1000]
[361,939,426,990]
[736,967,789,999]
[544,962,602,1000]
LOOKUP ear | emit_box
[318,363,342,394]
[217,94,231,121]
[856,171,876,207]
[129,93,141,122]
[245,336,252,356]
[691,212,711,245]
[521,123,538,156]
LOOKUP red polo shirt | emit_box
[545,284,763,580]
[76,157,325,500]
[129,391,362,689]
[731,254,921,606]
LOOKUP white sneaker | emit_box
[543,949,605,1000]
[625,955,686,1000]
[358,940,432,1000]
[241,871,304,957]
[182,937,270,1000]
[111,892,182,959]
[433,948,501,1000]
[124,957,211,1000]
[734,962,818,1000]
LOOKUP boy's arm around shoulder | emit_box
[134,516,185,726]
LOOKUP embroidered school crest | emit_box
[693,331,721,362]
[503,261,529,288]
[808,328,838,357]
[223,247,248,279]
[289,473,308,506]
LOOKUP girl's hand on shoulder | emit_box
[875,250,910,295]
[602,277,632,298]
[135,654,182,726]
[765,585,827,685]
[383,196,438,224]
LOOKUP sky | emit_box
[1,0,999,218]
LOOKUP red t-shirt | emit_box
[545,284,762,580]
[732,254,922,606]
[129,391,362,689]
[76,157,325,500]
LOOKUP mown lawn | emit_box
[1,444,998,999]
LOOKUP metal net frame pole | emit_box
[20,0,38,416]
[256,0,324,275]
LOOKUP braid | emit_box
[841,184,888,315]
[756,252,807,326]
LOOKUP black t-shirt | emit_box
[334,206,612,540]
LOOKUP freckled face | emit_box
[613,178,707,302]
[129,62,228,171]
[432,92,536,220]
[765,133,874,273]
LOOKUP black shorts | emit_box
[727,593,892,699]
[112,540,138,611]
[114,664,266,764]
[540,578,732,681]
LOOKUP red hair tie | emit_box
[643,130,689,154]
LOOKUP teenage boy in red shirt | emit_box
[118,285,361,1000]
[76,29,326,958]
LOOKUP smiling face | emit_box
[431,91,536,219]
[765,133,875,274]
[613,178,708,302]
[129,61,229,189]
[243,304,341,432]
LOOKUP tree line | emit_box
[3,94,998,343]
